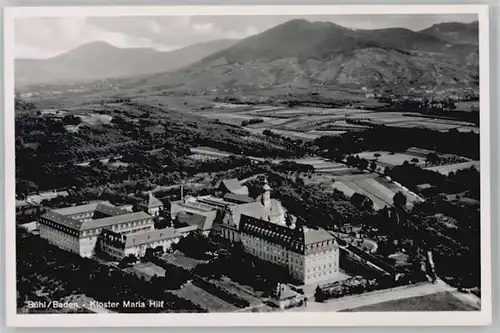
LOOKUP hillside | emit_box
[15,39,238,86]
[127,19,479,93]
[420,21,479,45]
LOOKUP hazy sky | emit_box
[15,14,478,59]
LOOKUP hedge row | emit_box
[315,276,397,302]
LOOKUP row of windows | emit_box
[110,219,152,232]
[243,229,304,252]
[306,262,337,273]
[69,212,93,220]
[307,239,335,250]
[305,269,337,282]
[103,245,123,258]
[249,247,303,272]
[245,236,304,264]
[306,250,337,262]
[40,219,78,236]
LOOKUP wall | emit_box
[38,222,79,254]
[303,247,339,284]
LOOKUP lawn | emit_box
[212,276,264,307]
[128,262,166,280]
[161,251,207,271]
[342,292,478,312]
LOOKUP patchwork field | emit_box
[197,104,478,141]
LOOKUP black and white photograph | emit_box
[3,5,491,327]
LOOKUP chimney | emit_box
[180,184,184,202]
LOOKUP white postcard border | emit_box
[3,4,492,327]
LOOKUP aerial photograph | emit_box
[13,13,481,315]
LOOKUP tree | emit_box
[426,152,440,165]
[314,285,326,302]
[285,212,293,227]
[369,161,377,171]
[393,191,407,208]
[358,158,369,170]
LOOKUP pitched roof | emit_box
[123,228,180,248]
[303,228,335,245]
[239,215,336,254]
[42,209,152,231]
[81,211,152,231]
[223,193,255,204]
[276,284,300,301]
[142,192,163,208]
[227,199,286,228]
[176,210,218,231]
[51,201,114,216]
[219,178,242,191]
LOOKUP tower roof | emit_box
[144,191,163,208]
[263,178,271,191]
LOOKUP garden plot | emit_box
[173,283,237,312]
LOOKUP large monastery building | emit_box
[38,201,154,257]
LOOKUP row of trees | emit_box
[315,126,479,160]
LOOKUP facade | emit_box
[239,214,339,285]
[38,201,154,257]
[219,179,287,243]
[100,225,196,259]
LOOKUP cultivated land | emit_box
[197,104,479,141]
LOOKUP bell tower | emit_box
[262,178,271,207]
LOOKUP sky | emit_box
[15,14,478,59]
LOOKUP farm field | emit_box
[342,292,478,312]
[425,161,480,175]
[331,176,422,210]
[173,282,237,312]
[197,104,478,142]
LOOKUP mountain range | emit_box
[15,39,237,86]
[15,19,479,91]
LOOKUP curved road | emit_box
[289,280,455,312]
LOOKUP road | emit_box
[289,280,455,312]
